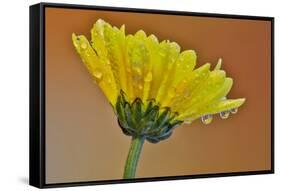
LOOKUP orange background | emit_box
[45,7,272,184]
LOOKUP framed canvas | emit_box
[29,2,274,188]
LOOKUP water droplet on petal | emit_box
[149,34,158,43]
[126,68,131,73]
[168,87,176,98]
[201,114,213,125]
[81,42,88,49]
[93,69,103,79]
[184,119,192,124]
[93,31,98,37]
[231,108,238,114]
[133,67,142,76]
[106,60,111,66]
[221,97,227,100]
[220,110,230,119]
[159,51,165,57]
[133,75,142,83]
[144,72,152,82]
[184,89,189,97]
[105,75,112,83]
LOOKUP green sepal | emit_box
[115,91,183,143]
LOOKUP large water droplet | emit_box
[201,114,213,125]
[220,110,230,119]
[81,42,88,49]
[230,108,238,114]
[93,69,103,79]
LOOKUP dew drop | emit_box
[221,97,227,100]
[126,68,131,73]
[230,108,238,114]
[159,51,165,57]
[170,57,176,63]
[184,119,192,124]
[132,67,142,76]
[144,72,152,82]
[168,87,176,98]
[183,89,189,97]
[93,31,98,37]
[220,110,230,119]
[201,114,213,125]
[105,75,112,83]
[93,69,103,79]
[140,43,145,50]
[149,34,158,43]
[106,60,111,66]
[81,42,88,49]
[133,75,142,83]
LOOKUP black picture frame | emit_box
[29,2,275,189]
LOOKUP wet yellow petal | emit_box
[72,33,118,105]
[177,70,226,117]
[173,50,197,86]
[186,98,246,120]
[103,23,128,98]
[171,63,211,111]
[155,41,181,104]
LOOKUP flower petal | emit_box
[125,31,149,101]
[160,50,197,107]
[188,98,246,120]
[171,63,211,112]
[104,24,130,99]
[155,41,181,104]
[72,33,118,105]
[177,70,226,116]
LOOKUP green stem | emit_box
[123,136,145,179]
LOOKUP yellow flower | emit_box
[72,18,245,125]
[72,19,245,179]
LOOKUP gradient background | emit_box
[45,7,272,184]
